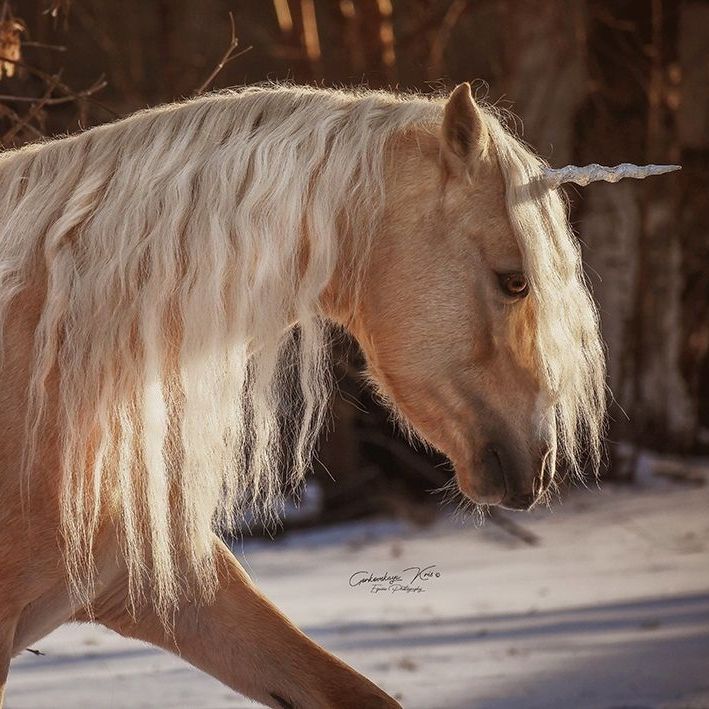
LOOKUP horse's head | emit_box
[340,84,606,510]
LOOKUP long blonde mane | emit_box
[486,117,606,479]
[0,85,603,615]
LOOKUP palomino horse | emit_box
[0,83,676,707]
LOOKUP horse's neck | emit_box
[322,129,440,326]
[317,232,361,331]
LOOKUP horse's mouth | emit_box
[499,490,538,511]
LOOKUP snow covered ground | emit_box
[6,474,709,708]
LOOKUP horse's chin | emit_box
[454,465,507,507]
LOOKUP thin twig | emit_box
[0,103,43,139]
[1,71,62,142]
[0,54,108,139]
[22,40,67,51]
[0,77,106,104]
[0,54,103,98]
[195,12,250,95]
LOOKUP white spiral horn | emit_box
[541,163,681,189]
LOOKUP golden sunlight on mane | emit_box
[0,86,443,615]
[0,85,604,618]
[483,112,606,476]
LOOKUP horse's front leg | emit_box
[0,619,12,708]
[85,536,401,709]
[0,610,20,709]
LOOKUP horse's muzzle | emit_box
[485,442,552,511]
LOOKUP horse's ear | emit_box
[441,83,489,174]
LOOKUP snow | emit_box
[6,478,709,708]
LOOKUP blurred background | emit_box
[2,0,707,529]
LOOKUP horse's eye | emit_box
[498,272,529,298]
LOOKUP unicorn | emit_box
[0,83,678,708]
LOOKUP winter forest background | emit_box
[2,0,708,526]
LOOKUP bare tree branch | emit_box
[0,77,106,105]
[1,70,61,142]
[194,12,251,95]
